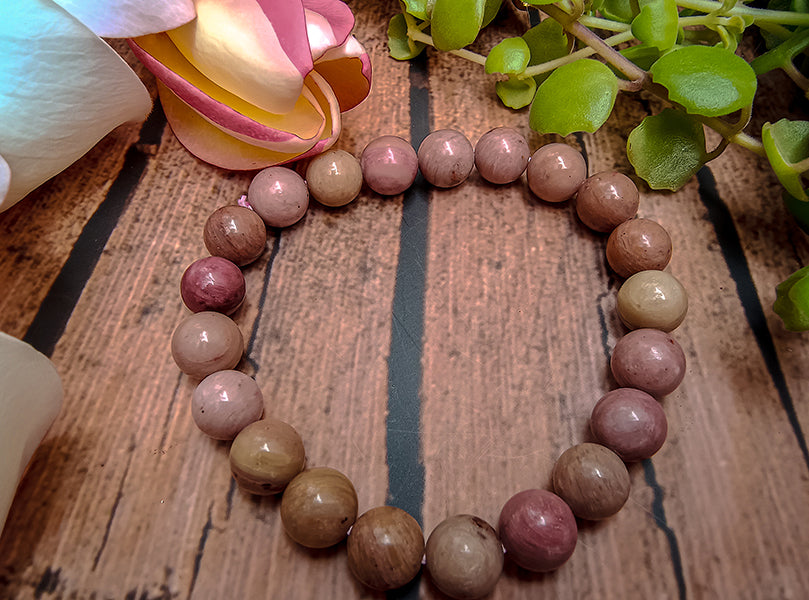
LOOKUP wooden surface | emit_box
[2,2,809,599]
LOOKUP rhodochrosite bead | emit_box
[247,166,309,228]
[606,218,672,278]
[192,370,264,440]
[616,270,688,331]
[417,129,475,188]
[280,467,358,549]
[498,489,577,572]
[347,506,424,590]
[305,149,363,207]
[171,311,243,379]
[425,515,503,600]
[229,419,305,495]
[610,328,687,397]
[360,135,419,195]
[575,171,640,233]
[474,127,530,184]
[180,256,245,315]
[551,443,630,520]
[590,388,667,461]
[203,205,267,266]
[526,143,587,203]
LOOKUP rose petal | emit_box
[257,0,314,78]
[166,0,311,115]
[0,156,9,204]
[314,37,372,112]
[302,0,355,48]
[52,0,196,37]
[305,9,339,62]
[0,0,151,212]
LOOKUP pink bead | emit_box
[498,489,577,572]
[418,129,474,188]
[526,143,587,203]
[590,388,667,461]
[610,328,686,397]
[248,166,309,228]
[192,370,264,440]
[361,135,419,195]
[181,256,245,315]
[474,127,530,184]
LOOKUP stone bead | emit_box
[616,269,688,331]
[498,489,577,572]
[610,328,687,397]
[551,443,630,521]
[180,256,245,315]
[606,218,672,278]
[203,205,267,266]
[347,506,425,591]
[229,418,305,495]
[590,388,667,461]
[575,171,640,232]
[247,166,309,228]
[360,135,418,195]
[417,129,474,188]
[425,514,503,600]
[280,467,358,548]
[526,143,587,203]
[191,370,264,440]
[171,312,243,379]
[305,149,363,207]
[474,127,530,185]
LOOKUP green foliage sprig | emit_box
[388,0,809,330]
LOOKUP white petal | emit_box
[52,0,196,37]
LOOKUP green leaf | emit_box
[619,44,663,72]
[485,37,530,75]
[627,109,707,190]
[784,191,809,235]
[402,0,429,20]
[482,0,503,27]
[387,14,426,60]
[431,0,485,51]
[773,264,809,332]
[522,0,562,5]
[762,119,809,201]
[496,77,537,109]
[631,0,679,51]
[522,18,569,85]
[529,60,618,136]
[650,45,757,117]
[594,0,637,23]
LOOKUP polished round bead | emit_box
[576,171,640,232]
[606,218,672,278]
[360,135,418,195]
[280,467,358,548]
[417,129,474,188]
[191,370,264,440]
[347,506,425,591]
[552,443,630,520]
[305,149,363,207]
[591,388,668,461]
[611,328,687,397]
[498,489,577,572]
[229,418,305,495]
[474,127,530,185]
[425,514,503,600]
[526,143,587,203]
[616,269,688,331]
[247,166,309,228]
[180,256,245,315]
[171,312,243,379]
[203,205,267,266]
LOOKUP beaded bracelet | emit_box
[169,127,688,598]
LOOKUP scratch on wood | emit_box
[188,502,215,597]
[92,437,136,571]
[245,232,282,374]
[33,566,60,599]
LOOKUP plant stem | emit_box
[522,30,637,77]
[408,30,488,66]
[676,0,809,26]
[784,62,809,92]
[578,15,631,32]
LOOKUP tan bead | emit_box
[606,218,672,278]
[203,205,267,266]
[229,419,305,495]
[170,311,243,379]
[552,443,630,520]
[617,269,688,332]
[347,506,424,591]
[280,467,358,548]
[576,171,639,232]
[305,149,363,207]
[425,515,503,600]
[526,143,587,203]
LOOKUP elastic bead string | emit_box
[170,127,687,598]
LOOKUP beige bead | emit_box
[617,270,688,332]
[552,443,630,520]
[305,149,363,207]
[229,419,305,495]
[170,311,243,379]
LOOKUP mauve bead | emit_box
[551,443,630,520]
[306,149,363,207]
[526,143,587,203]
[474,127,530,184]
[606,218,672,278]
[347,506,425,591]
[180,256,245,315]
[203,205,267,266]
[425,514,503,600]
[229,418,306,495]
[498,489,577,572]
[170,312,243,379]
[610,328,687,397]
[590,388,667,461]
[576,171,639,232]
[360,135,418,195]
[418,129,474,188]
[616,269,688,332]
[191,370,264,440]
[247,166,309,228]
